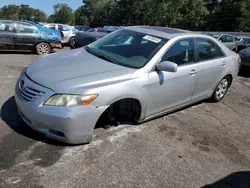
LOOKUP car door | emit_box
[146,38,198,117]
[14,22,40,51]
[0,20,15,50]
[191,38,227,100]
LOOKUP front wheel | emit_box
[36,43,51,55]
[211,77,230,102]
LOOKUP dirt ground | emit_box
[0,48,250,188]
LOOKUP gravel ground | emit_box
[0,48,250,188]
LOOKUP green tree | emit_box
[0,4,47,22]
[0,5,20,19]
[74,6,89,25]
[51,3,74,24]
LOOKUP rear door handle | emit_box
[222,62,227,67]
[189,69,197,75]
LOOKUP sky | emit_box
[0,0,83,15]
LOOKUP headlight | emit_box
[44,94,97,107]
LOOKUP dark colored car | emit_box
[87,28,108,33]
[74,25,90,32]
[239,47,250,71]
[0,19,62,55]
[73,31,108,49]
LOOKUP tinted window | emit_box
[162,38,194,66]
[242,38,250,44]
[58,25,63,31]
[16,22,37,33]
[226,35,234,42]
[219,35,226,43]
[235,37,241,41]
[197,38,225,61]
[0,21,13,33]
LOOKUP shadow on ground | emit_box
[201,171,250,188]
[239,69,250,78]
[0,96,66,146]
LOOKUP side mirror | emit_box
[156,61,178,72]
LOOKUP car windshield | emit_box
[86,29,167,69]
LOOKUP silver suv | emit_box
[15,26,240,144]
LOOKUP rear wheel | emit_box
[211,77,230,102]
[36,43,51,55]
[69,37,76,49]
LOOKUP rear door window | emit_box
[162,38,194,66]
[0,21,14,33]
[226,35,234,42]
[16,22,38,33]
[196,38,225,61]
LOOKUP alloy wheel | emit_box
[38,44,50,55]
[215,78,229,100]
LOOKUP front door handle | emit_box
[189,69,197,75]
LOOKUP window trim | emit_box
[159,37,196,68]
[194,37,226,63]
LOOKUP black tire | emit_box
[211,76,230,102]
[69,37,76,49]
[36,42,51,55]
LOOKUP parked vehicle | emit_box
[73,31,108,49]
[15,26,239,144]
[234,37,250,53]
[41,23,77,47]
[87,28,109,33]
[203,32,237,50]
[103,26,119,32]
[74,25,90,32]
[0,19,62,55]
[239,47,250,71]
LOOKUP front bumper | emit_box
[15,74,108,144]
[50,42,62,49]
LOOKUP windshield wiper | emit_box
[85,46,119,65]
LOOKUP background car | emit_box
[0,19,62,55]
[74,25,90,32]
[239,47,250,71]
[87,28,108,33]
[203,32,237,50]
[41,23,78,47]
[234,37,250,53]
[73,31,108,49]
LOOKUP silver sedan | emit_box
[15,26,240,144]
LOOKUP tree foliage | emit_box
[0,4,47,22]
[49,3,74,24]
[1,0,250,31]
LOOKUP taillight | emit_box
[238,56,241,64]
[235,42,238,46]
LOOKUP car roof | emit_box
[125,26,206,39]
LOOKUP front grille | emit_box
[16,82,45,102]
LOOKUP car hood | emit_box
[26,48,135,93]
